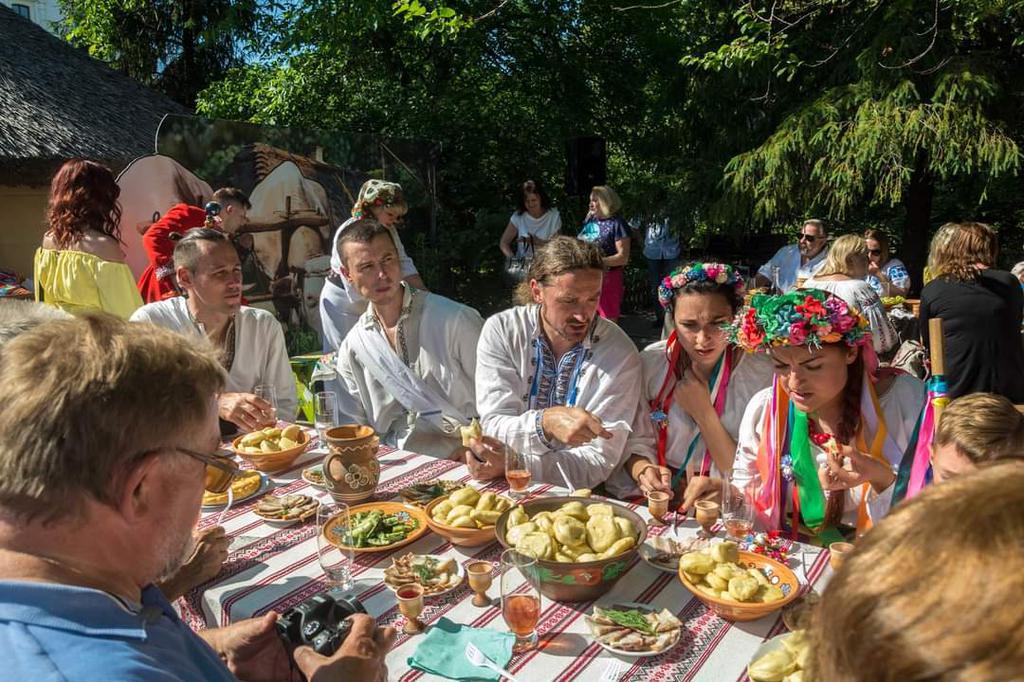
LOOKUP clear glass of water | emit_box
[314,391,337,443]
[254,384,278,423]
[317,500,353,592]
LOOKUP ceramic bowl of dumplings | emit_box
[678,550,800,622]
[495,496,647,603]
[230,424,311,474]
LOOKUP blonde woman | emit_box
[808,460,1024,681]
[804,234,898,353]
[930,393,1024,483]
[920,221,1024,401]
[577,185,630,321]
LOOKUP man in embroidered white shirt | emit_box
[131,229,297,431]
[754,219,829,292]
[334,219,483,459]
[471,236,643,489]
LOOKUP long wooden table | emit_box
[183,437,833,681]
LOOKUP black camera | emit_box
[276,593,367,657]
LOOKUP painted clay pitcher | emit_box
[323,425,380,503]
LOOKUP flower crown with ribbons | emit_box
[657,262,745,310]
[351,179,406,219]
[729,289,872,352]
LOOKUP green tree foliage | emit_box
[58,0,276,106]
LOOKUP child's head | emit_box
[931,393,1024,483]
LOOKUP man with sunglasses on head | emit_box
[0,314,393,681]
[754,219,829,292]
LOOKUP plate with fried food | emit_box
[639,534,710,574]
[302,464,326,489]
[399,479,464,506]
[253,493,320,526]
[202,470,270,509]
[585,602,682,657]
[383,553,465,597]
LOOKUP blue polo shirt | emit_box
[0,581,235,681]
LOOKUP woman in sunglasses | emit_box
[864,228,911,298]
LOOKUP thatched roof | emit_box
[0,5,190,185]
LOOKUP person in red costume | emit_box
[137,187,250,303]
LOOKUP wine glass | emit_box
[504,444,532,499]
[254,384,278,423]
[314,391,337,443]
[722,475,755,541]
[694,500,719,538]
[500,549,540,653]
[316,501,354,592]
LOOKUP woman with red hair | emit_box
[33,160,142,318]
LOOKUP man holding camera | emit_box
[0,314,393,680]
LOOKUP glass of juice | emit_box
[504,444,532,498]
[500,549,540,653]
[722,475,755,540]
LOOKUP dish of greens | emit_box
[323,502,429,553]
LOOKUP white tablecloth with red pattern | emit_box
[183,437,833,681]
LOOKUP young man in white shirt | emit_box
[335,219,483,459]
[471,236,643,489]
[754,219,829,292]
[131,229,297,431]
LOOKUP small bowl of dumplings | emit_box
[677,540,800,622]
[424,485,515,547]
[495,494,647,602]
[231,424,311,473]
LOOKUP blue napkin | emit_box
[407,617,515,681]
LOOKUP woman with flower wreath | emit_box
[609,263,773,504]
[730,289,925,540]
[319,179,427,351]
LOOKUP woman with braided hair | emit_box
[729,289,925,539]
[608,263,773,505]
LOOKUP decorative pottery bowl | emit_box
[495,496,647,602]
[678,550,800,622]
[230,428,310,473]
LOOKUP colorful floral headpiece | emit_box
[729,289,871,352]
[657,262,745,310]
[351,179,406,219]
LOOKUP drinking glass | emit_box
[504,445,532,498]
[254,384,278,423]
[722,475,755,541]
[314,391,337,442]
[500,549,540,653]
[316,501,353,592]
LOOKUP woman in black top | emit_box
[920,222,1024,401]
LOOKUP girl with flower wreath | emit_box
[729,289,925,540]
[319,179,427,351]
[610,263,774,505]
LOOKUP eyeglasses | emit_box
[137,446,240,493]
[798,233,819,243]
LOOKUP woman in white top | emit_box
[498,180,561,283]
[729,289,925,538]
[617,263,773,505]
[864,228,911,297]
[805,234,898,354]
[318,180,426,351]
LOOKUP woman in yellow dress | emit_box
[34,159,143,318]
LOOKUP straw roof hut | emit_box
[0,4,188,275]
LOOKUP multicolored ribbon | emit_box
[892,376,947,504]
